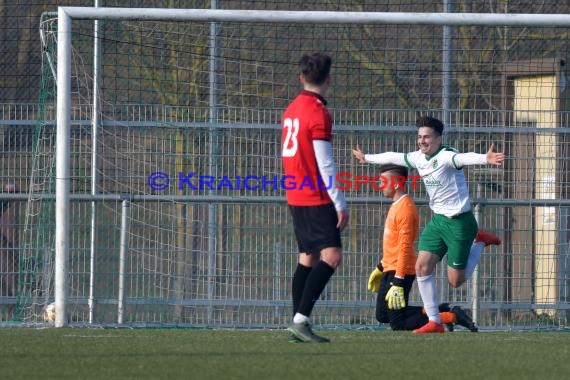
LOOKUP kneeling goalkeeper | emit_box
[369,164,477,331]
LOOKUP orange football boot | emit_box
[413,320,445,334]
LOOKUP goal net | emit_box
[19,8,570,330]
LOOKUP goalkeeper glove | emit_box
[367,264,383,292]
[385,277,406,310]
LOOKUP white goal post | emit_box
[54,7,570,328]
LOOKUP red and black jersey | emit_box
[281,90,332,206]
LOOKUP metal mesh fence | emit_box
[1,8,570,330]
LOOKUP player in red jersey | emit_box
[282,53,349,343]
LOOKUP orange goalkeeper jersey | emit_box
[381,194,419,278]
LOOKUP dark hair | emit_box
[416,116,444,136]
[378,164,408,179]
[299,53,332,86]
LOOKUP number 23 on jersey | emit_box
[282,117,299,157]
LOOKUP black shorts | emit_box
[289,203,342,255]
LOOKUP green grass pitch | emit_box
[0,328,568,379]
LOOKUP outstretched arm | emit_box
[352,145,407,166]
[453,144,505,167]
